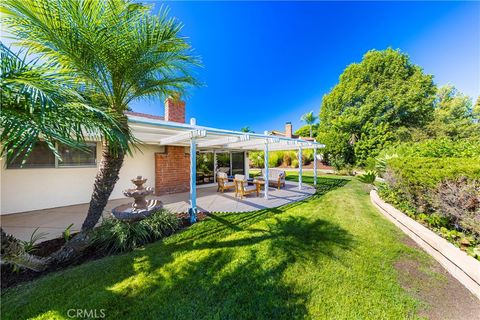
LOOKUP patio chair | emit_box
[234,174,260,199]
[261,169,286,189]
[217,172,235,193]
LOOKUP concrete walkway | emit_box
[1,181,315,241]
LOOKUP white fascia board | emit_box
[196,135,249,148]
[158,130,206,145]
[223,138,267,149]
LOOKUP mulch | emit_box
[1,212,209,290]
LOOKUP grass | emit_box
[1,173,436,319]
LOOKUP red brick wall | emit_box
[164,97,186,123]
[155,146,190,195]
[285,122,293,138]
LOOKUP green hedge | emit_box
[388,138,480,158]
[387,157,480,190]
[385,157,480,236]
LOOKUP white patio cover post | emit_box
[264,134,269,200]
[189,136,197,223]
[298,145,303,190]
[313,145,317,186]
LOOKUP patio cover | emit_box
[128,114,325,222]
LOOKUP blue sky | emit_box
[130,1,480,133]
[2,1,478,133]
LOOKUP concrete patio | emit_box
[1,181,315,241]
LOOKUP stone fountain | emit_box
[111,176,163,221]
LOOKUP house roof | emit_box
[269,130,316,142]
[126,113,324,151]
[124,111,164,121]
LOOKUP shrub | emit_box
[91,210,181,253]
[433,177,480,235]
[385,157,480,235]
[20,228,48,253]
[387,138,480,159]
[331,155,346,172]
[268,151,281,167]
[291,159,299,168]
[358,171,377,185]
[249,151,264,168]
[283,151,297,166]
[338,164,355,176]
[302,149,314,165]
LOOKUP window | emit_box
[7,141,55,169]
[7,142,97,169]
[58,143,96,167]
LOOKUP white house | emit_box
[1,97,323,215]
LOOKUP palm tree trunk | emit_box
[81,140,125,231]
[310,125,313,138]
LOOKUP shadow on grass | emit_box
[5,177,352,320]
[102,215,354,319]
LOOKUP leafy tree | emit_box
[241,126,254,133]
[295,123,319,139]
[417,85,480,140]
[474,96,480,119]
[318,48,436,165]
[300,111,318,137]
[2,0,198,256]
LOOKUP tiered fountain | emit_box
[111,176,163,221]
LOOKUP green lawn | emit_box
[2,173,433,319]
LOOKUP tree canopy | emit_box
[424,85,479,139]
[318,48,436,165]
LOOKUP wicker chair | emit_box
[261,169,286,189]
[217,172,235,193]
[234,174,260,198]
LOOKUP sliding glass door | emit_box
[216,152,231,176]
[197,151,246,184]
[231,152,245,176]
[196,152,214,185]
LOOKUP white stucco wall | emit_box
[0,143,162,215]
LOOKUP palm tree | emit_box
[0,43,125,164]
[300,111,318,138]
[0,44,131,270]
[2,0,199,236]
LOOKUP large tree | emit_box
[0,43,127,271]
[318,48,436,165]
[2,0,198,237]
[425,85,479,139]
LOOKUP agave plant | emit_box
[358,170,377,185]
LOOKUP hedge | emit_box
[385,157,480,235]
[387,157,480,190]
[388,138,480,159]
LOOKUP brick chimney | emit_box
[285,122,293,138]
[164,95,185,123]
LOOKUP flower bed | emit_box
[1,211,209,289]
[378,184,479,260]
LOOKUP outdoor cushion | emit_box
[242,184,257,192]
[261,169,285,182]
[217,172,234,187]
[235,174,246,181]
